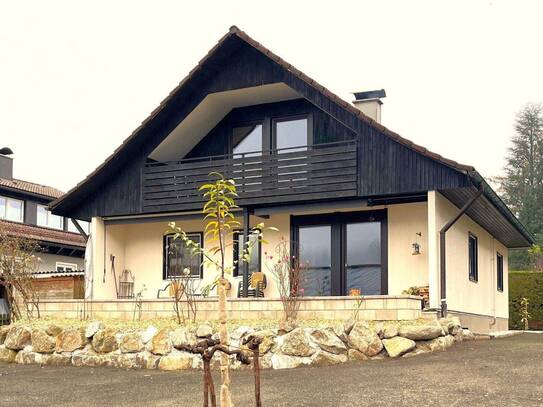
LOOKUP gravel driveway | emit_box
[0,333,541,406]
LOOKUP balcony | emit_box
[142,140,359,213]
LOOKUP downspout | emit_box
[439,184,484,317]
[242,207,251,298]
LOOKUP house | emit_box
[0,151,88,300]
[49,27,534,333]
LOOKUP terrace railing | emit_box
[142,140,359,213]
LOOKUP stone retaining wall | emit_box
[37,295,422,321]
[0,317,474,371]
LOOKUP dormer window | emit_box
[37,204,63,230]
[0,196,24,223]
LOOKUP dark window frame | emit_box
[271,113,313,151]
[162,232,204,280]
[290,210,388,296]
[232,229,262,278]
[468,233,478,283]
[496,252,504,292]
[230,120,265,157]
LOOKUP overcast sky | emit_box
[1,0,542,192]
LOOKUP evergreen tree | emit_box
[498,104,543,269]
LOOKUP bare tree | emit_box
[0,227,41,320]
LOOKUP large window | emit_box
[37,204,63,229]
[163,233,202,279]
[0,196,24,222]
[468,233,478,282]
[274,117,308,152]
[233,231,261,277]
[232,124,262,157]
[293,211,387,296]
[497,252,504,292]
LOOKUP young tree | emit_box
[497,103,543,269]
[167,173,273,407]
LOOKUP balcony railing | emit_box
[142,140,359,213]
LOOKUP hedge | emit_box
[509,271,543,330]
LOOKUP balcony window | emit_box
[37,205,63,230]
[274,117,309,152]
[0,196,24,222]
[232,124,262,157]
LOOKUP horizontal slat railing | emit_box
[142,140,359,212]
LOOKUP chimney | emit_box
[352,89,386,123]
[0,147,14,180]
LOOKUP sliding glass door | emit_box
[292,211,387,296]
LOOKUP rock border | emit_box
[0,317,475,371]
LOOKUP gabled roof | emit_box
[0,219,86,248]
[48,26,534,247]
[0,177,64,200]
[50,26,473,213]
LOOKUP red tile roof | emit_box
[0,178,64,200]
[0,219,86,248]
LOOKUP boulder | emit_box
[4,326,31,350]
[15,348,47,365]
[271,354,311,370]
[0,325,12,344]
[150,328,172,355]
[195,324,213,338]
[55,328,86,353]
[343,317,355,335]
[72,348,106,368]
[278,320,297,335]
[398,321,443,341]
[135,351,161,369]
[382,336,416,358]
[85,321,104,338]
[170,328,198,348]
[120,333,143,353]
[347,349,369,361]
[31,329,56,354]
[45,353,72,366]
[417,335,455,352]
[106,353,140,369]
[279,328,316,357]
[158,351,195,370]
[347,322,383,356]
[382,324,398,339]
[310,328,347,354]
[311,350,348,366]
[231,326,253,341]
[0,345,17,363]
[462,329,475,341]
[92,328,119,353]
[45,324,63,337]
[141,325,158,344]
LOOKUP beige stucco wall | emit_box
[428,191,509,322]
[89,202,429,301]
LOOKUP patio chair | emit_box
[237,272,267,298]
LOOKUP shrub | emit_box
[509,271,543,330]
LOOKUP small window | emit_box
[163,233,202,279]
[233,230,261,277]
[232,124,262,157]
[56,262,78,272]
[497,252,504,292]
[275,117,308,152]
[37,204,63,229]
[0,196,24,222]
[468,233,478,282]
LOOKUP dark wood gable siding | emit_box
[59,35,468,220]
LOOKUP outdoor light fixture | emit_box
[0,147,13,155]
[412,232,422,255]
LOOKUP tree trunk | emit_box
[218,278,232,407]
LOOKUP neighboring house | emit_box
[50,27,534,332]
[0,153,88,300]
